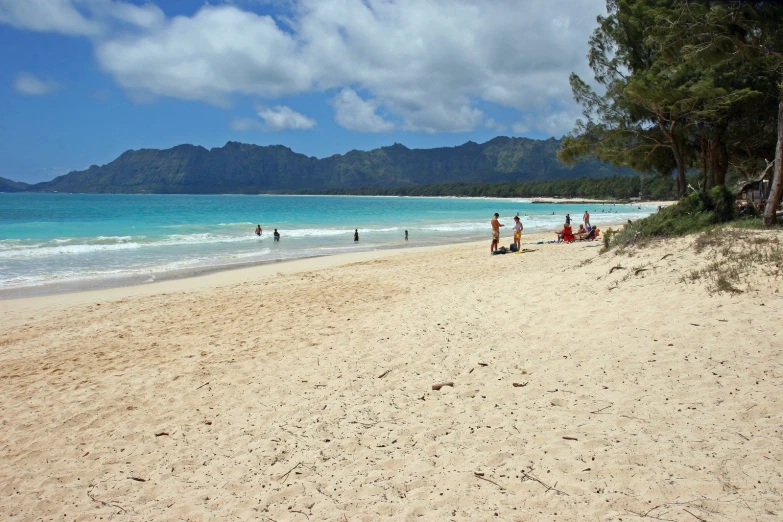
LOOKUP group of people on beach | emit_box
[491,210,600,253]
[490,213,524,253]
[554,211,601,242]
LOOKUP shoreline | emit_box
[0,219,626,301]
[531,197,678,205]
[0,228,562,320]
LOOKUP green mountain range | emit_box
[0,176,29,192]
[11,137,634,194]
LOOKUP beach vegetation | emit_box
[681,227,783,293]
[298,173,686,200]
[559,0,783,226]
[608,185,739,249]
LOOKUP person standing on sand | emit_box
[273,229,280,241]
[490,213,504,253]
[583,211,590,227]
[512,216,523,251]
[354,229,359,242]
[405,230,408,241]
[255,224,262,236]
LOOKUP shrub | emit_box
[607,187,737,249]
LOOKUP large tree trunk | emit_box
[708,123,728,188]
[699,122,708,190]
[764,97,783,226]
[716,143,729,187]
[659,118,687,198]
[674,146,687,198]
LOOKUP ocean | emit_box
[0,193,656,297]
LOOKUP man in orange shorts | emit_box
[491,212,504,253]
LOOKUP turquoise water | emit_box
[0,193,655,296]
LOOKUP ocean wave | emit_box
[281,228,352,238]
[160,221,255,229]
[0,248,275,288]
[93,235,136,243]
[0,233,255,259]
[371,227,401,233]
[0,241,144,259]
[422,222,485,232]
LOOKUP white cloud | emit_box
[257,105,316,130]
[0,0,165,36]
[232,105,316,131]
[0,0,606,135]
[0,0,101,35]
[14,73,59,96]
[513,107,581,137]
[332,88,394,132]
[95,6,311,104]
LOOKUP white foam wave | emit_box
[0,233,260,259]
[422,222,485,232]
[371,227,401,233]
[281,228,351,238]
[0,241,144,259]
[0,247,276,288]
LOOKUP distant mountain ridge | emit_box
[17,137,635,194]
[0,176,29,192]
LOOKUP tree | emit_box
[560,0,694,197]
[561,0,781,210]
[650,1,783,225]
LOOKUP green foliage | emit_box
[27,138,637,194]
[294,174,681,200]
[562,0,782,198]
[607,186,738,249]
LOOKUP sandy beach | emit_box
[529,198,678,206]
[2,229,782,521]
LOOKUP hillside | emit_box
[25,137,635,194]
[0,176,29,192]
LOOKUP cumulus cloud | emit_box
[257,105,316,130]
[95,6,311,105]
[513,107,581,137]
[332,88,394,132]
[0,0,101,35]
[14,73,59,96]
[0,0,605,136]
[231,106,316,131]
[0,0,164,35]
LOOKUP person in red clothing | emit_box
[555,223,574,242]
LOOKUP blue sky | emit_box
[0,0,605,183]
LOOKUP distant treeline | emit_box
[293,175,684,200]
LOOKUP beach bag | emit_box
[509,243,519,252]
